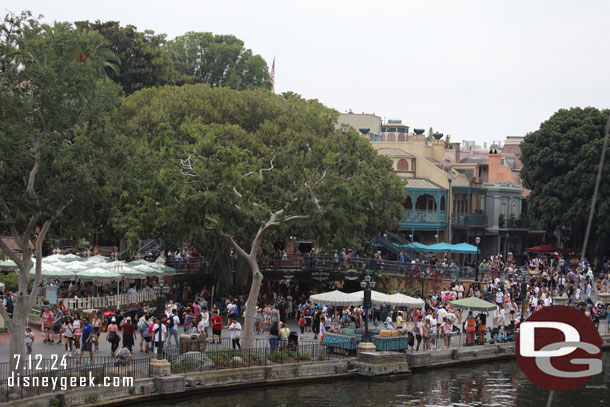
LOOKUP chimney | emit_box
[488,149,502,183]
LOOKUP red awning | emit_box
[527,245,571,253]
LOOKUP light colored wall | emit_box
[337,113,381,135]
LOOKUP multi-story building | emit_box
[337,113,543,260]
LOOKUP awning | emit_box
[527,245,570,253]
[449,296,497,311]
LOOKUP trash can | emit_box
[179,334,199,354]
[195,334,207,352]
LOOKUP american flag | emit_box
[270,56,275,92]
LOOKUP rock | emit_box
[173,351,215,371]
[232,356,243,364]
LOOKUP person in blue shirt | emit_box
[79,317,95,363]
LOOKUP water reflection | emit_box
[147,353,610,407]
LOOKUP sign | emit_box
[311,271,330,282]
[516,306,602,391]
[344,270,359,281]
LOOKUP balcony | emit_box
[452,212,487,227]
[401,210,447,228]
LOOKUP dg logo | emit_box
[516,306,603,391]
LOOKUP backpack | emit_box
[304,306,311,317]
[168,315,175,329]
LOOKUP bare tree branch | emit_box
[244,155,275,178]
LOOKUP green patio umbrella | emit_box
[29,264,76,280]
[449,296,497,311]
[77,267,121,281]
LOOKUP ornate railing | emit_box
[34,290,156,310]
[452,212,487,226]
[401,210,447,224]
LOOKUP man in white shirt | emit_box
[166,309,180,346]
[152,317,167,360]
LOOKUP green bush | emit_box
[269,350,311,363]
[49,396,60,407]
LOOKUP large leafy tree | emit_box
[109,84,405,347]
[521,107,610,255]
[75,20,177,94]
[166,32,270,90]
[0,11,121,373]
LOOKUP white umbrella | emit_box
[384,293,425,308]
[309,290,359,306]
[346,290,393,305]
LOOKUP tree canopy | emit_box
[107,84,405,258]
[0,10,121,373]
[520,107,610,245]
[75,20,178,95]
[166,32,270,90]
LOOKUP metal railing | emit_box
[34,290,157,309]
[168,343,341,374]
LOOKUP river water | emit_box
[147,353,610,407]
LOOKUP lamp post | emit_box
[360,274,376,341]
[447,178,453,244]
[475,236,481,281]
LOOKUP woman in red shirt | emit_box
[210,311,223,344]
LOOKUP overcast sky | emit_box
[6,0,610,144]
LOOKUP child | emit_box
[25,326,34,354]
[319,317,326,344]
[298,314,305,338]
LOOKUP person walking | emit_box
[121,316,136,352]
[24,326,34,355]
[61,316,75,357]
[229,317,242,350]
[269,322,279,353]
[40,307,53,344]
[166,309,180,346]
[91,311,102,352]
[106,317,121,356]
[79,317,94,364]
[152,317,167,360]
[140,315,152,353]
[211,310,223,344]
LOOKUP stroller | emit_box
[288,332,299,350]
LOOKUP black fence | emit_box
[168,343,343,374]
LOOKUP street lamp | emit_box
[447,178,453,244]
[475,236,481,281]
[360,274,376,342]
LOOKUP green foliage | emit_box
[75,20,177,95]
[107,85,406,258]
[49,396,60,407]
[427,127,434,142]
[521,107,610,239]
[0,11,122,238]
[0,273,32,292]
[269,350,311,363]
[166,32,270,90]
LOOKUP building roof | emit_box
[406,178,444,190]
[502,144,522,156]
[1,237,21,253]
[458,156,489,164]
[376,148,415,159]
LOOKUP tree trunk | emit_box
[241,259,263,349]
[7,298,28,380]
